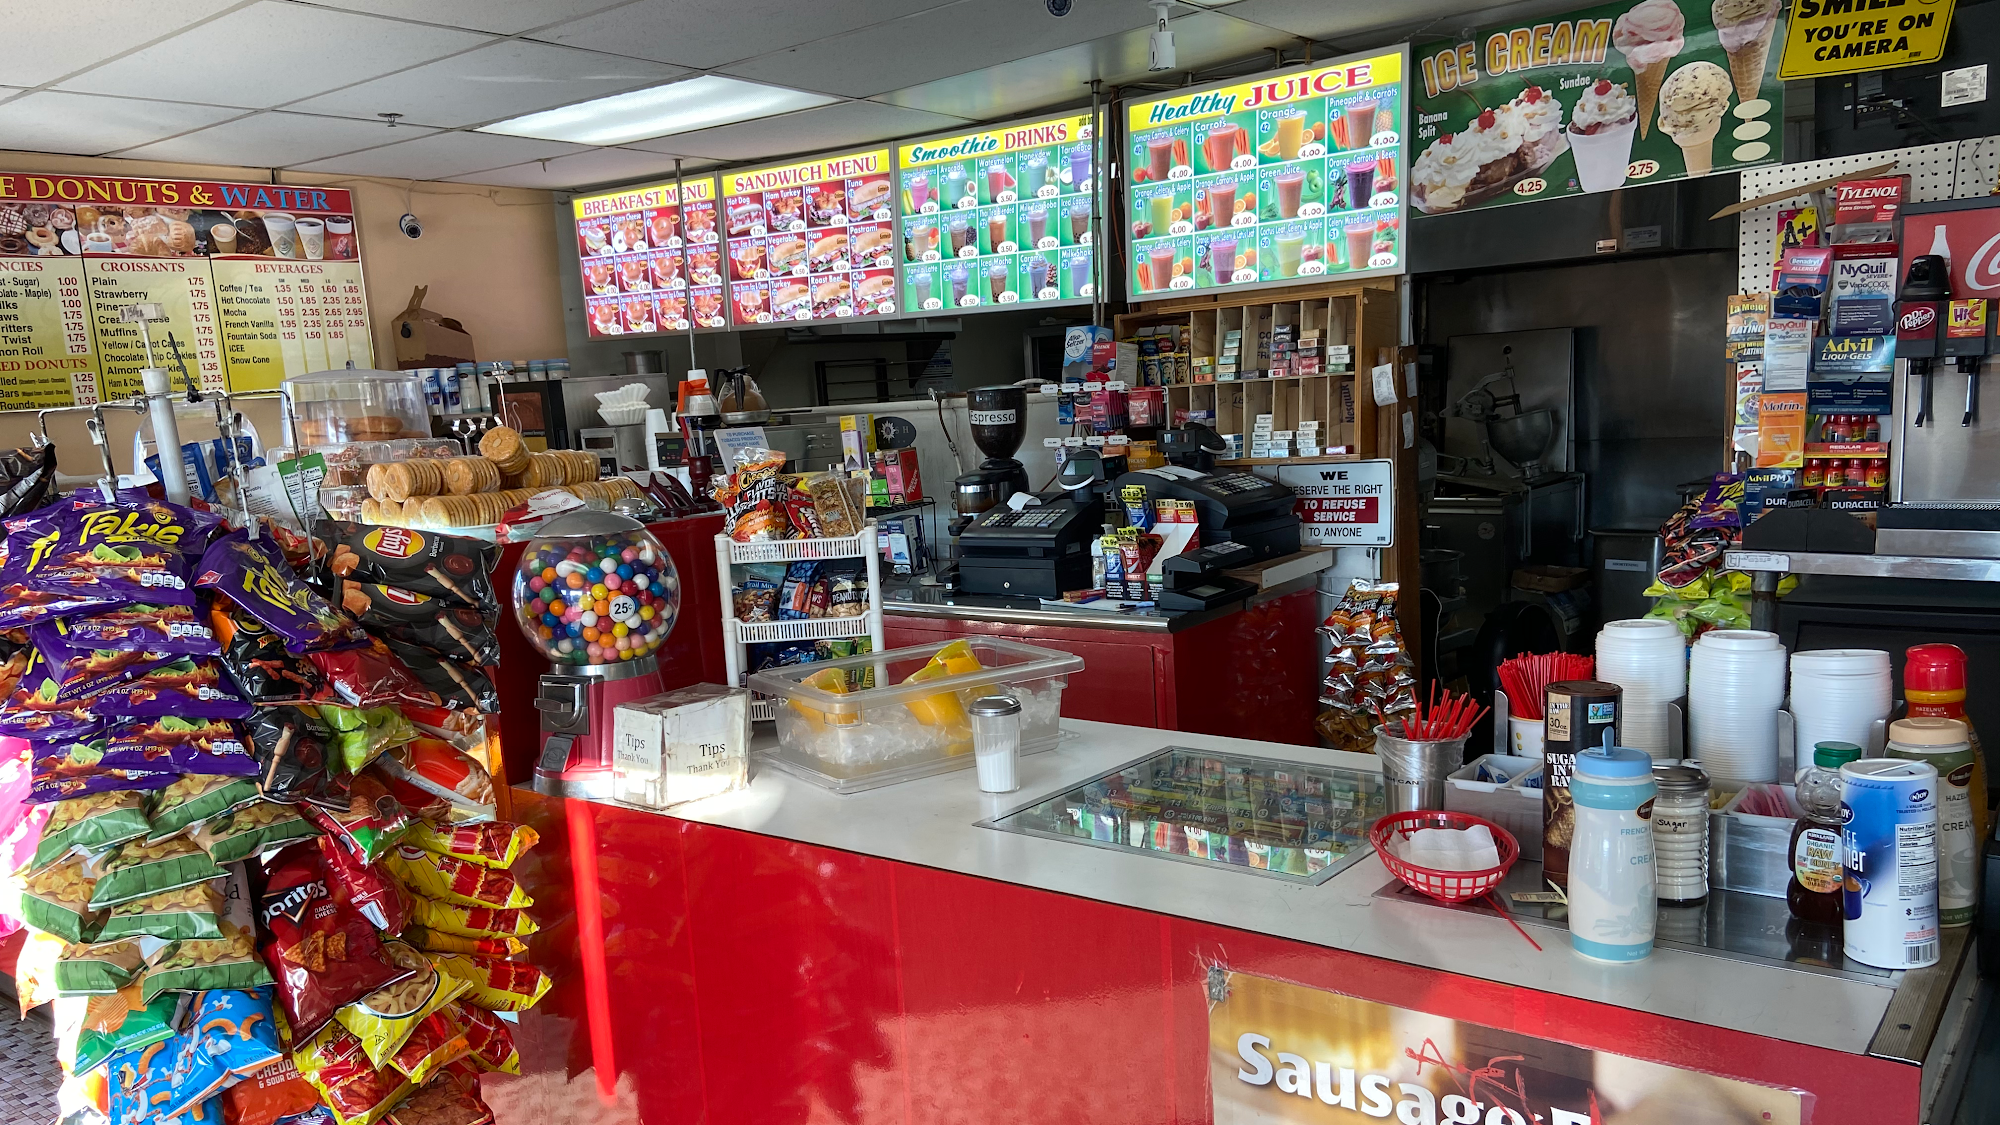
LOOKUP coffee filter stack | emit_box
[1594,618,1688,761]
[1789,649,1894,760]
[1688,629,1789,785]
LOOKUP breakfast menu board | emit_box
[723,148,897,324]
[1124,48,1408,300]
[1409,0,1783,215]
[895,111,1097,313]
[0,173,370,407]
[573,177,724,338]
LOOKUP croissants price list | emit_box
[85,257,224,399]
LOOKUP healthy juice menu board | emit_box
[0,173,370,407]
[1409,0,1782,215]
[896,111,1096,314]
[573,177,723,338]
[1124,48,1408,299]
[723,148,897,325]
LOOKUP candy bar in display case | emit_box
[897,111,1098,311]
[723,148,897,324]
[572,177,720,338]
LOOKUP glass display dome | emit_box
[513,509,679,667]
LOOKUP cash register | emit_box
[1114,424,1302,560]
[955,446,1108,598]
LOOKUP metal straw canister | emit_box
[1372,724,1470,813]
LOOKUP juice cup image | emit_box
[1201,122,1241,173]
[1025,155,1050,193]
[1275,113,1305,160]
[1345,160,1377,205]
[1068,202,1091,243]
[1275,170,1305,218]
[1148,244,1176,290]
[1206,180,1237,228]
[986,260,1011,301]
[1344,219,1375,268]
[1145,136,1175,181]
[1067,254,1089,295]
[1344,100,1379,149]
[910,172,931,210]
[912,269,935,309]
[1274,232,1304,278]
[1208,235,1238,284]
[1068,146,1091,189]
[986,210,1010,252]
[1027,205,1049,246]
[948,216,973,254]
[985,162,1011,202]
[1027,254,1051,296]
[948,264,970,304]
[1148,193,1173,235]
[945,165,970,205]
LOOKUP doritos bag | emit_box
[255,844,412,1041]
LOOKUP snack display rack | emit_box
[715,523,886,721]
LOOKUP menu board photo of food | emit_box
[1409,0,1782,215]
[0,174,372,405]
[896,112,1097,312]
[723,149,897,325]
[573,177,722,337]
[1124,48,1407,300]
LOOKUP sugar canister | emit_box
[1651,762,1711,902]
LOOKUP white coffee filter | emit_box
[1595,619,1688,761]
[1688,630,1787,784]
[1789,648,1892,757]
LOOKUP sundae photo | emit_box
[1659,60,1732,175]
[1411,87,1566,214]
[1612,0,1685,138]
[1567,79,1639,193]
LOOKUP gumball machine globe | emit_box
[513,509,680,797]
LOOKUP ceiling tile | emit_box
[718,0,1189,97]
[56,1,494,108]
[286,40,684,129]
[532,0,954,70]
[448,147,720,189]
[625,101,969,162]
[291,130,591,179]
[0,92,242,156]
[876,11,1282,120]
[0,0,242,88]
[1221,0,1571,43]
[304,0,629,35]
[111,111,440,166]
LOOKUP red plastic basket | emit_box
[1369,810,1520,903]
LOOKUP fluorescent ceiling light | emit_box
[480,76,836,146]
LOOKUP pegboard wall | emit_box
[1736,136,2000,292]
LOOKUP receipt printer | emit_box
[1157,541,1259,611]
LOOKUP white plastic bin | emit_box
[1443,753,1544,860]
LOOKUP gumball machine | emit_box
[512,509,681,798]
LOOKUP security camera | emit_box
[1046,0,1072,14]
[398,213,423,239]
[1148,1,1175,71]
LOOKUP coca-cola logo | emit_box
[1968,230,2000,293]
[1901,306,1937,331]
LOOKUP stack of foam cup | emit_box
[1594,618,1689,761]
[1788,649,1894,764]
[1687,629,1789,786]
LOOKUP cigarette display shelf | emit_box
[717,523,887,723]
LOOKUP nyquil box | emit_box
[613,683,750,809]
[1831,243,1899,336]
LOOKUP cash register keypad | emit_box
[984,508,1069,529]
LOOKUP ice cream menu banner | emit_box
[1409,0,1783,216]
[896,112,1096,314]
[0,173,370,408]
[1124,48,1408,301]
[723,148,896,325]
[573,177,723,338]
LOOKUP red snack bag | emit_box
[294,1023,413,1125]
[432,954,550,1012]
[402,821,538,871]
[387,1008,470,1084]
[453,1003,519,1075]
[257,843,414,1040]
[385,1078,493,1125]
[223,1057,322,1125]
[309,639,439,713]
[383,846,529,910]
[303,771,411,866]
[319,835,411,934]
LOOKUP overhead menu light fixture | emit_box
[479,76,836,146]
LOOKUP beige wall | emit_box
[0,149,569,476]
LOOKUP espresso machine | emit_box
[951,385,1033,537]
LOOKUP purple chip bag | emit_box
[0,652,103,740]
[111,491,228,557]
[28,735,174,802]
[29,620,177,701]
[105,716,256,777]
[0,584,118,630]
[196,532,363,655]
[92,658,253,721]
[62,601,221,657]
[6,500,198,607]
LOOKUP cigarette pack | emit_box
[838,414,876,471]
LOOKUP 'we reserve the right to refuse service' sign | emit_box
[1410,0,1783,217]
[1278,459,1394,546]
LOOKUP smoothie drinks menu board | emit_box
[0,174,370,407]
[573,177,723,338]
[1124,48,1408,300]
[1409,0,1782,215]
[895,112,1096,314]
[723,148,897,325]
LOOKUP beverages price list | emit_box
[0,172,372,409]
[723,148,897,325]
[1124,48,1409,299]
[896,112,1098,314]
[573,178,723,339]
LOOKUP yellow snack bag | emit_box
[407,895,539,941]
[431,954,551,1013]
[383,845,532,910]
[332,941,471,1070]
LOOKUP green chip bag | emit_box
[54,939,145,996]
[19,862,105,943]
[145,774,262,843]
[28,791,152,874]
[138,865,272,1002]
[96,880,224,942]
[88,835,226,909]
[74,992,181,1075]
[190,800,319,865]
[320,704,418,775]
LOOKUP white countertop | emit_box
[631,718,1897,1055]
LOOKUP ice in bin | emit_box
[748,637,1083,793]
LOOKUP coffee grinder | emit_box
[512,509,682,799]
[950,385,1032,537]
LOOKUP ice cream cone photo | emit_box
[1612,0,1685,139]
[1713,0,1781,102]
[1659,60,1732,176]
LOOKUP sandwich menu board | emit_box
[1123,48,1408,301]
[0,173,371,407]
[573,177,723,338]
[722,148,897,325]
[1409,0,1783,216]
[895,112,1097,313]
